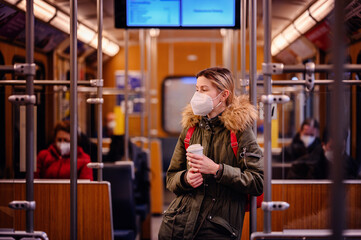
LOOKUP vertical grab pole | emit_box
[124,30,129,161]
[263,0,272,233]
[249,0,258,235]
[139,29,145,148]
[25,0,35,233]
[70,0,78,238]
[240,0,247,94]
[96,0,103,181]
[146,31,151,147]
[331,1,346,239]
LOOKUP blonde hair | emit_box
[196,67,236,106]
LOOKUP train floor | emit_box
[150,187,175,240]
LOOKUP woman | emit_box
[35,120,93,180]
[158,67,263,239]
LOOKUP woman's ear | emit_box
[222,90,230,101]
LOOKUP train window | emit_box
[162,76,196,134]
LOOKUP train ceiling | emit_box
[1,0,361,61]
[48,0,315,43]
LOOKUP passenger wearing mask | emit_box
[279,118,321,162]
[287,129,360,179]
[35,120,93,180]
[103,112,116,138]
[158,67,263,240]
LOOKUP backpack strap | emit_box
[230,131,238,156]
[184,126,195,150]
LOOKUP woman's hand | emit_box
[186,168,203,188]
[186,152,219,175]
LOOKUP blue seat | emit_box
[129,142,150,221]
[160,137,179,180]
[103,162,137,240]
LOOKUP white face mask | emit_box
[107,120,116,130]
[56,142,71,156]
[324,150,333,162]
[190,91,222,116]
[300,135,315,148]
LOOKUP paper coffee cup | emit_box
[187,144,203,156]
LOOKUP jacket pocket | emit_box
[159,196,192,240]
[207,215,239,239]
[240,147,262,169]
[159,206,190,240]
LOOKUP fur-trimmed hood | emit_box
[181,95,258,133]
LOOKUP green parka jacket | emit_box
[158,96,264,240]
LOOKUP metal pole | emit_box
[146,31,151,146]
[96,0,103,181]
[282,64,361,73]
[249,0,258,235]
[140,29,145,148]
[256,80,361,85]
[263,0,272,233]
[240,0,247,94]
[25,0,35,233]
[124,30,129,161]
[331,1,345,239]
[0,80,92,85]
[69,0,78,238]
[233,30,238,81]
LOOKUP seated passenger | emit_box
[103,112,116,138]
[287,129,360,179]
[35,120,93,180]
[279,118,321,162]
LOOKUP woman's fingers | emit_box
[189,173,203,188]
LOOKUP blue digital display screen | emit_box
[115,0,239,28]
[181,0,235,27]
[126,0,180,27]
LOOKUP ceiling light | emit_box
[271,44,281,56]
[15,0,26,11]
[90,37,120,56]
[270,0,334,56]
[16,0,56,22]
[309,0,334,21]
[8,0,119,57]
[78,24,95,44]
[104,41,120,57]
[90,37,106,49]
[4,0,22,5]
[50,11,70,34]
[34,0,56,22]
[294,10,317,34]
[282,24,301,44]
[273,34,288,52]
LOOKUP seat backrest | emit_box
[103,162,136,232]
[106,135,125,162]
[160,137,178,173]
[129,142,150,205]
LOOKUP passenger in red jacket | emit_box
[35,120,93,180]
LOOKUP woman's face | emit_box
[196,76,228,118]
[55,130,70,144]
[196,76,220,99]
[55,130,71,155]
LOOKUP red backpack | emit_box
[184,126,263,212]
